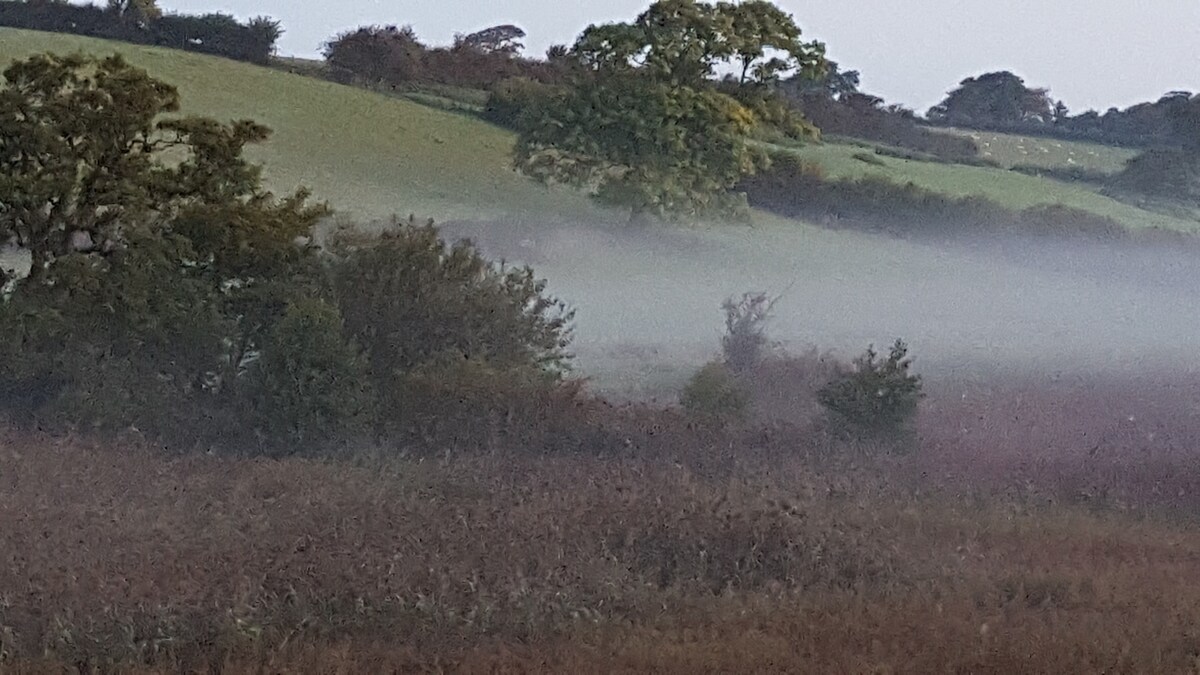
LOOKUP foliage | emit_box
[680,360,749,421]
[322,23,561,91]
[927,71,1055,129]
[243,297,375,455]
[818,340,924,448]
[482,76,558,130]
[741,152,1139,241]
[515,73,764,220]
[720,291,778,372]
[0,230,228,438]
[457,24,526,56]
[326,218,575,442]
[0,52,327,446]
[514,0,825,221]
[1109,149,1200,206]
[0,1,281,63]
[322,24,426,86]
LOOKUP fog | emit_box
[441,217,1200,397]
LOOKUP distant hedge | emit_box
[0,1,281,65]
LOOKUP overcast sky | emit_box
[158,0,1200,113]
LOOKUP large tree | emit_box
[514,0,825,221]
[0,52,328,435]
[927,71,1054,129]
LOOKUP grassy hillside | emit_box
[779,140,1195,232]
[4,28,1191,234]
[938,128,1138,172]
[0,28,603,223]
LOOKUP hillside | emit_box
[0,28,603,224]
[5,28,1200,399]
[778,140,1195,233]
[2,28,1192,234]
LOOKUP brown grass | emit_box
[4,372,1200,673]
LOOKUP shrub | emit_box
[681,361,749,421]
[325,217,575,448]
[721,291,779,373]
[243,298,375,455]
[817,340,924,450]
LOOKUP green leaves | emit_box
[513,0,823,221]
[514,71,765,219]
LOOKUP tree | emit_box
[322,25,426,85]
[458,24,527,56]
[0,52,328,442]
[927,71,1054,129]
[0,53,178,278]
[720,0,825,85]
[782,59,858,100]
[107,0,161,23]
[515,73,764,221]
[514,0,825,220]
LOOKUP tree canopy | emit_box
[927,71,1055,129]
[513,0,825,221]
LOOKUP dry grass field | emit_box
[4,372,1200,673]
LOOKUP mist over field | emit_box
[441,217,1200,397]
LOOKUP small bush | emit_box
[721,292,779,373]
[681,361,749,421]
[818,340,924,450]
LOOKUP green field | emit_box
[0,28,604,224]
[779,140,1196,232]
[938,127,1138,172]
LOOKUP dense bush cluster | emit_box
[0,1,282,64]
[0,53,576,455]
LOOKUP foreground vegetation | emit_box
[5,381,1200,673]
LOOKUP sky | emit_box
[157,0,1200,114]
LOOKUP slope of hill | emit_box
[938,128,1138,173]
[0,28,603,224]
[777,141,1195,233]
[5,28,1200,399]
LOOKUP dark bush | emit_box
[325,218,575,449]
[322,24,426,86]
[783,92,981,163]
[817,340,924,450]
[1109,149,1200,206]
[483,77,557,130]
[0,233,228,442]
[720,291,778,373]
[681,361,749,422]
[243,297,375,456]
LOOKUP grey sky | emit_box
[160,0,1199,113]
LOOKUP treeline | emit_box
[0,0,281,64]
[925,71,1200,149]
[778,63,981,163]
[322,23,567,91]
